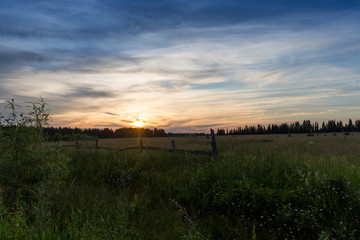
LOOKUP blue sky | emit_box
[1,0,360,132]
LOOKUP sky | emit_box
[1,0,360,132]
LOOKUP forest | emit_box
[217,119,360,135]
[43,126,168,140]
[41,119,360,141]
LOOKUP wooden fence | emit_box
[61,129,218,158]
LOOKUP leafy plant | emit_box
[0,98,69,210]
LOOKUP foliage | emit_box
[44,126,169,139]
[42,144,359,240]
[46,132,96,142]
[218,119,360,135]
[0,98,69,210]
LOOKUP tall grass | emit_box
[28,145,357,239]
[1,144,360,239]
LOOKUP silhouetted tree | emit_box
[216,118,360,136]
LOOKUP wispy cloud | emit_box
[104,112,118,116]
[64,86,115,99]
[1,0,360,131]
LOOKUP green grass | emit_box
[2,133,360,239]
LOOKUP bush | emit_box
[0,98,69,209]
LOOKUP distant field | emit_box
[53,132,360,157]
[217,132,360,157]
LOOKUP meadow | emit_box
[2,126,360,239]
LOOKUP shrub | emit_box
[0,98,69,209]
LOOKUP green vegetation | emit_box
[217,119,360,135]
[44,126,169,139]
[1,100,360,239]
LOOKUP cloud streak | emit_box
[1,0,360,131]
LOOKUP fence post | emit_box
[171,140,176,151]
[95,139,99,149]
[139,139,143,151]
[210,129,218,158]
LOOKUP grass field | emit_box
[58,132,360,157]
[2,133,360,239]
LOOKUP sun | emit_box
[133,120,144,128]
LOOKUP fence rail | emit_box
[59,129,218,158]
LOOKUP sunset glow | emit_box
[1,1,360,132]
[133,120,144,128]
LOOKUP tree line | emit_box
[44,127,168,141]
[40,119,360,140]
[217,119,360,135]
